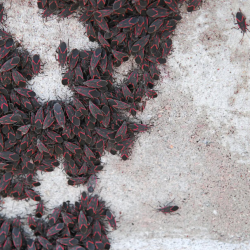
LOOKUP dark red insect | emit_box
[12,69,26,87]
[32,54,41,74]
[47,223,65,237]
[62,69,74,85]
[36,201,44,218]
[0,151,19,161]
[112,50,129,62]
[164,0,179,12]
[0,172,12,192]
[12,227,22,249]
[68,48,79,70]
[78,210,88,234]
[0,56,20,72]
[25,189,41,201]
[49,0,59,11]
[37,0,47,9]
[187,0,202,12]
[0,4,4,23]
[113,0,126,10]
[58,41,67,66]
[87,175,97,193]
[68,177,87,186]
[146,8,171,18]
[37,236,53,250]
[11,182,24,197]
[148,19,164,33]
[74,86,100,98]
[158,205,179,214]
[28,215,37,230]
[48,207,61,226]
[131,35,150,53]
[87,196,98,216]
[90,48,102,70]
[83,79,107,88]
[117,17,139,28]
[106,210,117,230]
[108,99,130,109]
[53,103,65,128]
[56,237,79,246]
[61,212,74,228]
[89,100,104,122]
[27,239,36,250]
[0,38,14,59]
[232,9,249,43]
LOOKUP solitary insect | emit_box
[157,205,179,214]
[232,9,249,43]
[152,200,179,215]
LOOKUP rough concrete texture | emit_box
[2,0,250,249]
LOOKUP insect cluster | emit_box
[38,0,202,72]
[0,0,208,248]
[0,192,115,249]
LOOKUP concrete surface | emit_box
[2,0,250,249]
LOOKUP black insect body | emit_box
[232,9,249,43]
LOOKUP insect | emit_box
[48,207,61,226]
[151,200,179,215]
[232,9,249,43]
[62,69,74,85]
[35,201,44,218]
[90,48,102,69]
[131,35,150,53]
[25,189,41,201]
[157,205,179,214]
[47,223,65,237]
[27,239,36,250]
[53,103,65,128]
[87,175,97,193]
[32,54,41,74]
[12,227,22,249]
[68,48,79,70]
[106,210,117,230]
[78,210,88,234]
[0,4,4,23]
[12,69,26,87]
[187,0,202,12]
[58,41,67,66]
[0,38,14,59]
[56,237,79,246]
[164,0,179,12]
[28,215,37,230]
[0,56,20,72]
[37,236,53,250]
